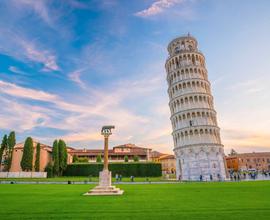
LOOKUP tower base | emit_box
[175,145,226,181]
[84,170,124,196]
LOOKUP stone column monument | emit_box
[84,125,124,196]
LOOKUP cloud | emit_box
[0,28,60,72]
[68,69,87,89]
[8,66,28,75]
[0,69,172,151]
[65,0,91,9]
[19,39,60,71]
[222,128,270,153]
[0,80,59,102]
[0,97,50,132]
[135,0,184,17]
[12,0,53,27]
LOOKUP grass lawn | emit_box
[0,181,269,220]
[0,176,171,182]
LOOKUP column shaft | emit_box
[104,136,109,170]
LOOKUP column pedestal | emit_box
[84,170,124,196]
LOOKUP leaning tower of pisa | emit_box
[165,34,226,181]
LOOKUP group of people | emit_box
[115,173,122,182]
[115,174,136,182]
[199,174,222,181]
[229,170,270,181]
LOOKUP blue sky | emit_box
[0,0,270,154]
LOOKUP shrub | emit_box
[72,155,79,163]
[45,162,54,178]
[96,154,102,163]
[133,155,139,162]
[63,162,162,177]
[77,157,89,163]
[124,155,128,162]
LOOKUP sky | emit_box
[0,0,270,154]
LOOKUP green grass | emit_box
[0,176,172,182]
[0,181,270,219]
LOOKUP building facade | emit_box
[7,142,153,172]
[70,144,152,162]
[158,154,176,174]
[226,152,270,172]
[10,141,53,172]
[165,34,226,181]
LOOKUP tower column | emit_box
[166,34,226,181]
[103,135,109,170]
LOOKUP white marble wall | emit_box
[166,35,227,181]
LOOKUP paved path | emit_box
[1,179,270,184]
[0,181,179,185]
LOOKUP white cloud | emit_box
[68,69,87,89]
[8,66,28,75]
[0,29,60,72]
[0,70,173,152]
[19,39,60,71]
[135,0,184,17]
[12,0,53,27]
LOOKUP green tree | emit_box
[133,155,139,162]
[124,155,129,162]
[7,131,16,171]
[20,137,34,171]
[58,139,67,176]
[96,154,102,163]
[0,134,8,171]
[34,143,41,172]
[72,155,78,163]
[52,140,59,176]
[45,162,53,178]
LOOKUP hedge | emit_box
[63,162,162,177]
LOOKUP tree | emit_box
[133,155,139,162]
[45,162,53,178]
[20,137,34,171]
[96,154,102,163]
[7,131,16,171]
[124,155,129,163]
[52,140,59,176]
[0,135,8,171]
[230,149,237,156]
[72,155,78,163]
[58,139,67,176]
[34,143,41,172]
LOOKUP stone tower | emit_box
[165,34,226,181]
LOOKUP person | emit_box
[210,174,213,181]
[115,173,119,182]
[217,173,221,181]
[119,174,122,182]
[178,174,181,182]
[200,175,203,181]
[130,176,134,182]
